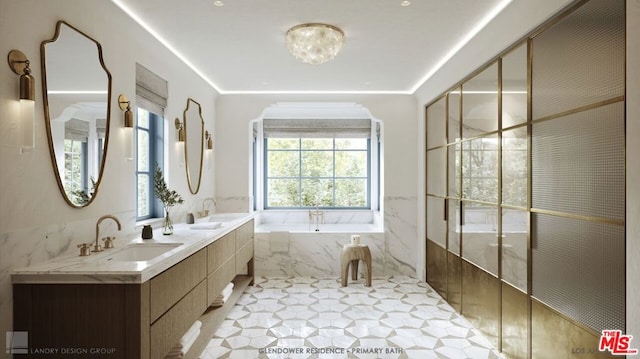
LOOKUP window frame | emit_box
[263,137,371,209]
[64,138,88,197]
[135,108,164,221]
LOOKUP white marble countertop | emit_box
[11,213,255,284]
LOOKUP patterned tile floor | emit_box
[199,276,504,359]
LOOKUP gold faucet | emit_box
[199,197,216,218]
[93,215,122,252]
[309,204,325,232]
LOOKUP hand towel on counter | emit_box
[210,282,234,307]
[164,320,202,359]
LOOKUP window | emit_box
[136,107,164,220]
[64,139,87,200]
[135,63,167,221]
[62,118,104,204]
[265,138,369,208]
[460,136,499,203]
[260,116,376,210]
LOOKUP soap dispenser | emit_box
[142,225,153,240]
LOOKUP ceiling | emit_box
[113,0,512,94]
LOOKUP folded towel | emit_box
[190,222,222,230]
[220,288,232,299]
[210,282,234,307]
[223,282,234,294]
[165,321,202,358]
[210,290,232,307]
[164,329,199,358]
[175,321,201,350]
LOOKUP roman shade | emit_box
[262,118,371,138]
[136,63,168,115]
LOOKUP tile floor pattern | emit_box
[199,276,504,359]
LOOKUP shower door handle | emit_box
[444,200,448,221]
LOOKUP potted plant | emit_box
[153,164,184,235]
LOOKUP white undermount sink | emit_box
[99,243,183,262]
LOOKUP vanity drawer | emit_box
[150,280,207,359]
[149,249,207,322]
[236,239,254,274]
[235,219,254,250]
[207,255,236,305]
[207,231,235,273]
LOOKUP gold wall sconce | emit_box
[118,94,134,160]
[175,118,185,142]
[7,50,35,150]
[205,131,213,150]
[118,94,133,128]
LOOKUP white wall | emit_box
[215,94,419,274]
[215,94,418,203]
[0,0,218,350]
[626,0,640,344]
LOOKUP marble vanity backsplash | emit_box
[0,209,137,346]
[216,196,252,213]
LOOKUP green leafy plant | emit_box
[153,164,184,208]
[71,177,98,206]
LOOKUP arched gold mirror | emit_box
[41,21,112,207]
[183,98,204,194]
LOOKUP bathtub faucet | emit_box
[309,204,325,232]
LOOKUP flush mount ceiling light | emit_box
[285,23,345,65]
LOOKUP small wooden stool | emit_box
[341,244,372,287]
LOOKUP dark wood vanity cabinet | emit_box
[13,219,254,359]
[13,282,148,358]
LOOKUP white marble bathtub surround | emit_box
[255,232,385,277]
[258,210,376,225]
[255,197,418,277]
[384,197,418,276]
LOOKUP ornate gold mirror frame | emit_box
[41,20,112,207]
[183,98,205,194]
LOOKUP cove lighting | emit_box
[110,0,221,93]
[111,0,513,95]
[47,90,108,95]
[448,90,527,95]
[410,0,514,93]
